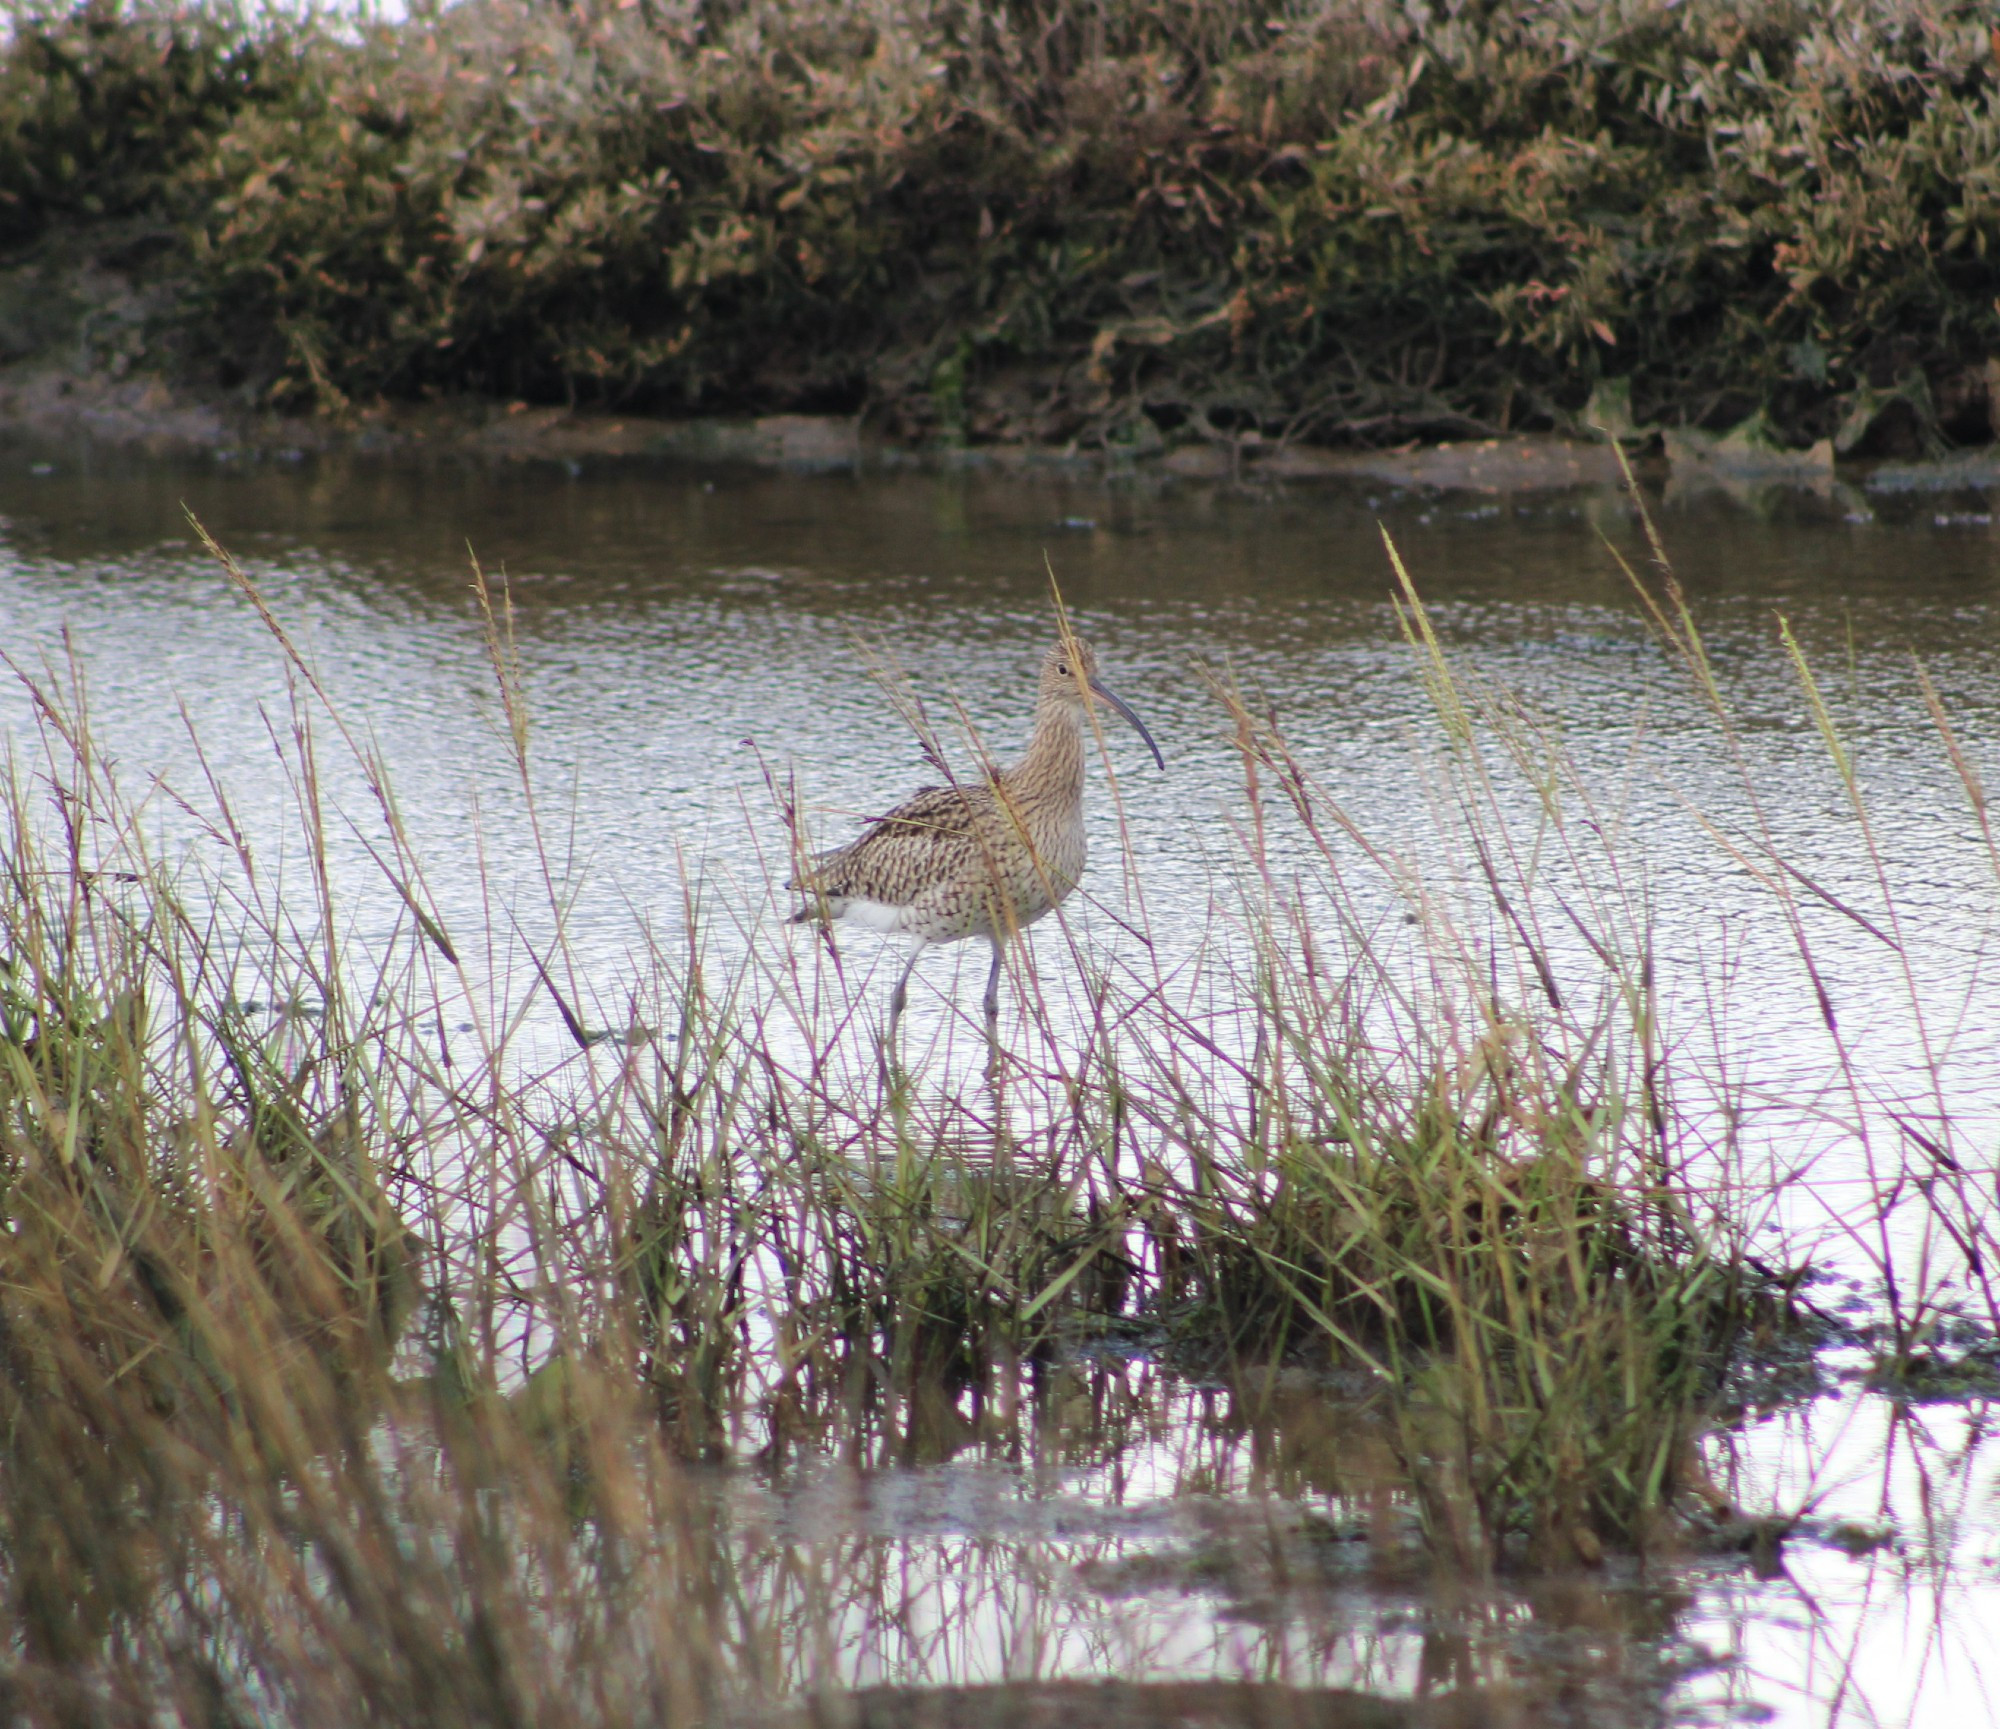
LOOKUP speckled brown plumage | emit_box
[791,639,1162,1051]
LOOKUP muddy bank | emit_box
[0,360,1607,486]
[790,1681,1504,1728]
[14,361,2000,504]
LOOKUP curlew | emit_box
[790,638,1164,1056]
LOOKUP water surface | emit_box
[2,439,1997,1727]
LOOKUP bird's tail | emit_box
[786,868,830,924]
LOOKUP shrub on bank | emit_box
[4,0,1997,447]
[0,0,288,247]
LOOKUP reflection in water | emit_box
[721,1364,1655,1713]
[698,1362,1997,1726]
[1,442,1998,1726]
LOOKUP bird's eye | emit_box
[1056,661,1070,676]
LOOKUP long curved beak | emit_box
[1087,675,1166,770]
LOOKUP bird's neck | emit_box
[1002,699,1086,804]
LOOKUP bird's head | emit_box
[1040,639,1165,769]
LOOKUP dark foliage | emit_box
[3,0,1997,445]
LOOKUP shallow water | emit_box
[2,438,1998,1726]
[709,1361,2000,1727]
[5,443,1997,1238]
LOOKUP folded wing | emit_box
[790,781,996,916]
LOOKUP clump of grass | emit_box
[1071,564,1754,1569]
[3,0,1997,448]
[611,1078,1138,1454]
[0,645,753,1723]
[1163,1014,1740,1568]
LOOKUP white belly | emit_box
[835,896,922,936]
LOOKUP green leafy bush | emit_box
[0,0,295,245]
[4,0,1998,444]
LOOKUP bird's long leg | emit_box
[982,936,1005,1078]
[883,946,924,1072]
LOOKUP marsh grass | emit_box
[1095,552,1756,1567]
[0,504,1994,1714]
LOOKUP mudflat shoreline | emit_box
[14,362,2000,506]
